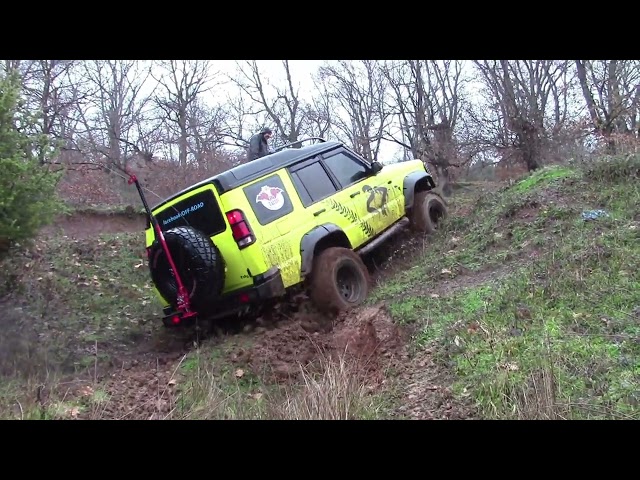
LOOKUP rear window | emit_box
[154,189,226,237]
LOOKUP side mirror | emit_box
[371,161,383,174]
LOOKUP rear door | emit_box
[236,171,301,288]
[146,183,228,248]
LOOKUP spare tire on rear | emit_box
[148,226,225,310]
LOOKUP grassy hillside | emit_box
[372,154,640,419]
[1,153,638,420]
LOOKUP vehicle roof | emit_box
[214,140,345,192]
[151,140,347,211]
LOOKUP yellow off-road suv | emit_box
[143,138,447,327]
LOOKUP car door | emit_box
[321,149,400,242]
[286,156,363,246]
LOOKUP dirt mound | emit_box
[234,303,406,388]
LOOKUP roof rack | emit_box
[274,137,327,153]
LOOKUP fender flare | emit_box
[403,171,435,209]
[299,223,345,276]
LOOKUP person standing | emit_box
[247,127,273,161]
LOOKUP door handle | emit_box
[313,208,326,217]
[350,191,360,198]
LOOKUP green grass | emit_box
[377,155,640,419]
[510,165,575,194]
[0,232,158,376]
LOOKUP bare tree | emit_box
[152,60,218,166]
[305,78,334,140]
[221,93,256,150]
[383,60,467,177]
[230,60,313,149]
[186,97,228,165]
[0,60,92,165]
[576,60,640,153]
[1,60,23,74]
[18,61,89,163]
[317,60,390,161]
[74,60,155,170]
[473,60,573,171]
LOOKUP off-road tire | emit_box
[410,191,448,234]
[309,247,370,314]
[149,226,224,310]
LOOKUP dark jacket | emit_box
[247,133,269,161]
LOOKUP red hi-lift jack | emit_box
[126,170,197,326]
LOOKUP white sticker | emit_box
[255,185,285,211]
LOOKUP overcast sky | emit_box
[203,60,406,161]
[141,60,496,163]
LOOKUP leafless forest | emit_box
[4,59,638,204]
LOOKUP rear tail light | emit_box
[226,209,255,247]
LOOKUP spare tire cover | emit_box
[149,226,224,310]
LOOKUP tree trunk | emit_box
[178,112,188,167]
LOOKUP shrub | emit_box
[0,70,62,253]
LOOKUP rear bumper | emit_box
[252,266,287,299]
[161,267,286,327]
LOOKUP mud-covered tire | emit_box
[410,191,448,234]
[309,247,370,314]
[148,226,224,310]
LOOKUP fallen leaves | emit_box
[78,385,94,397]
[501,362,519,372]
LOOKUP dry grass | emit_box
[172,347,383,420]
[502,335,567,420]
[272,352,382,420]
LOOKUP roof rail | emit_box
[274,137,327,153]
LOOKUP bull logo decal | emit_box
[256,185,285,211]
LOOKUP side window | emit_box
[290,161,337,207]
[323,152,368,189]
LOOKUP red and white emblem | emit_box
[255,185,285,211]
